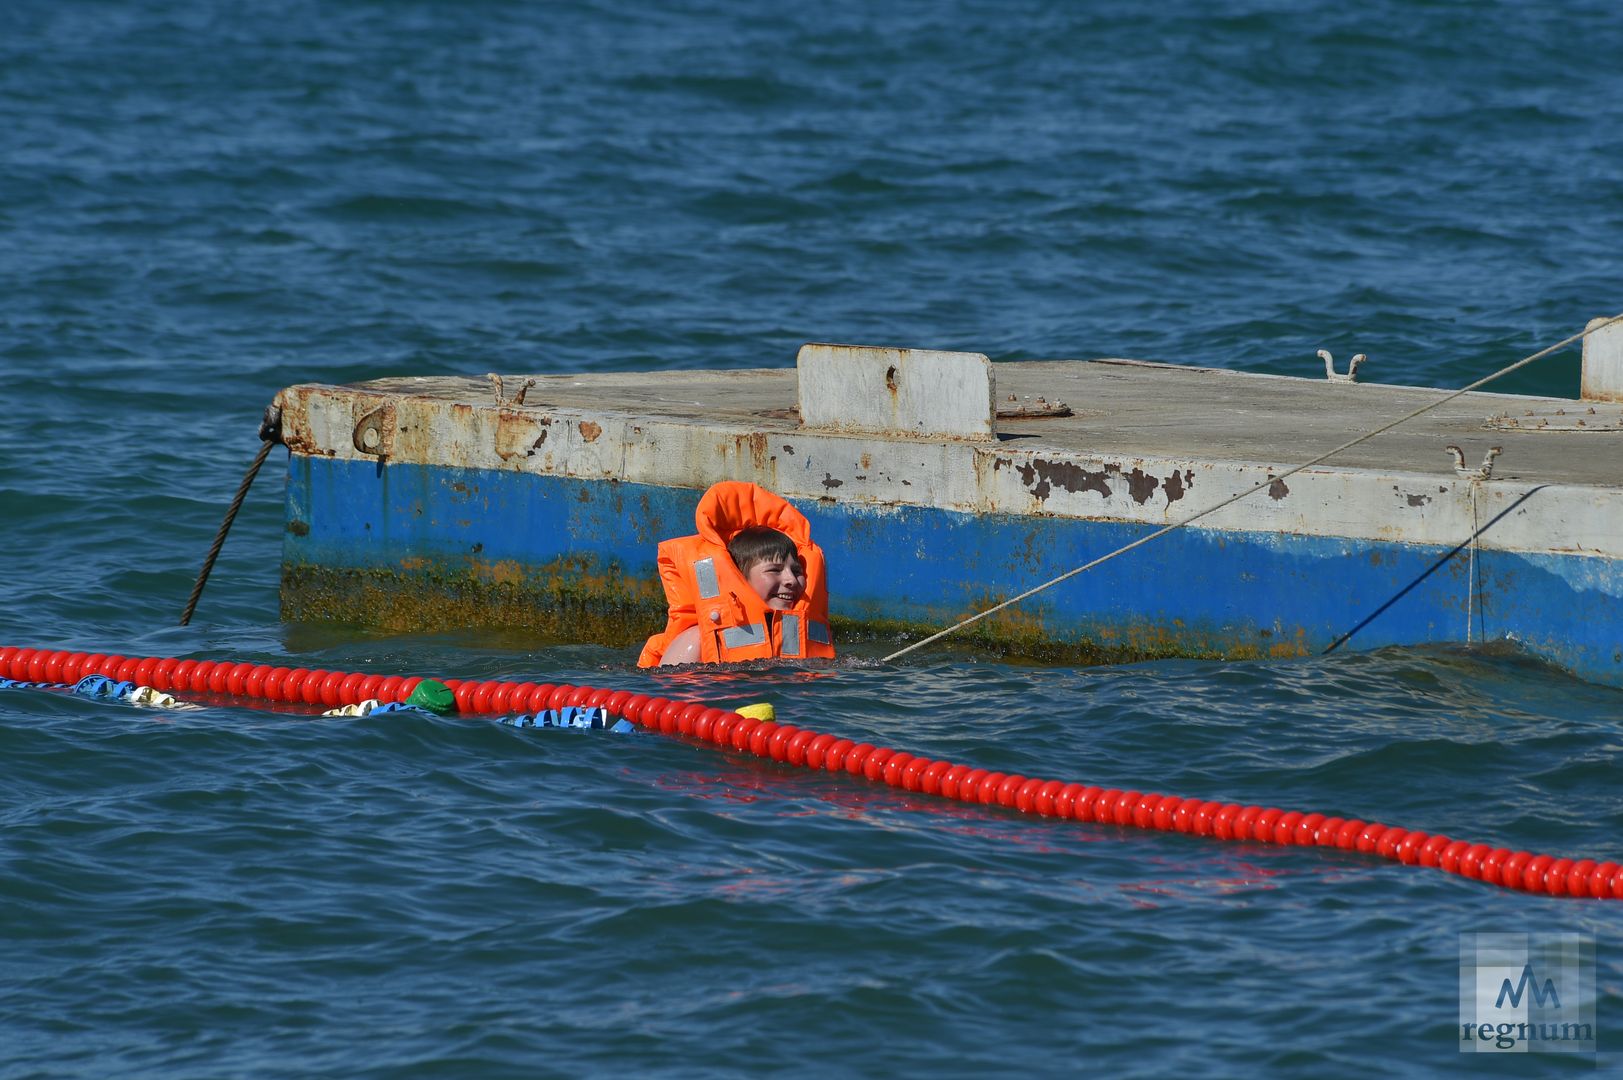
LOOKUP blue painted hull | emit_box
[283,455,1621,684]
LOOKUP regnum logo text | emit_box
[1459,932,1595,1054]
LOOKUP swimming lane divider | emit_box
[2,646,1617,900]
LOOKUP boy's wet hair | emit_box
[727,526,801,575]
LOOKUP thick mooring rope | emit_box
[883,314,1623,661]
[180,405,282,626]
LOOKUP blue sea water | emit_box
[2,1,1621,1076]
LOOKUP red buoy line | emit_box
[2,645,1617,899]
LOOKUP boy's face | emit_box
[745,555,806,610]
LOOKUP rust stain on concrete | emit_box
[736,431,769,470]
[471,558,525,586]
[281,557,667,646]
[284,556,1320,667]
[1125,467,1159,505]
[1015,458,1112,501]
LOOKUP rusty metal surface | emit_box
[996,393,1072,419]
[1485,402,1623,432]
[351,404,396,457]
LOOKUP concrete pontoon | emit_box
[274,323,1623,684]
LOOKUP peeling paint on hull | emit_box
[281,455,1623,683]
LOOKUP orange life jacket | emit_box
[637,482,835,667]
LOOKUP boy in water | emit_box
[637,482,834,667]
[655,526,807,665]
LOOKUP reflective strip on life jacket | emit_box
[779,614,801,657]
[722,622,766,650]
[694,557,720,599]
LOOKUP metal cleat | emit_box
[1446,444,1502,480]
[1318,349,1367,384]
[488,373,536,407]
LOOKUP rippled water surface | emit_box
[3,1,1621,1076]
